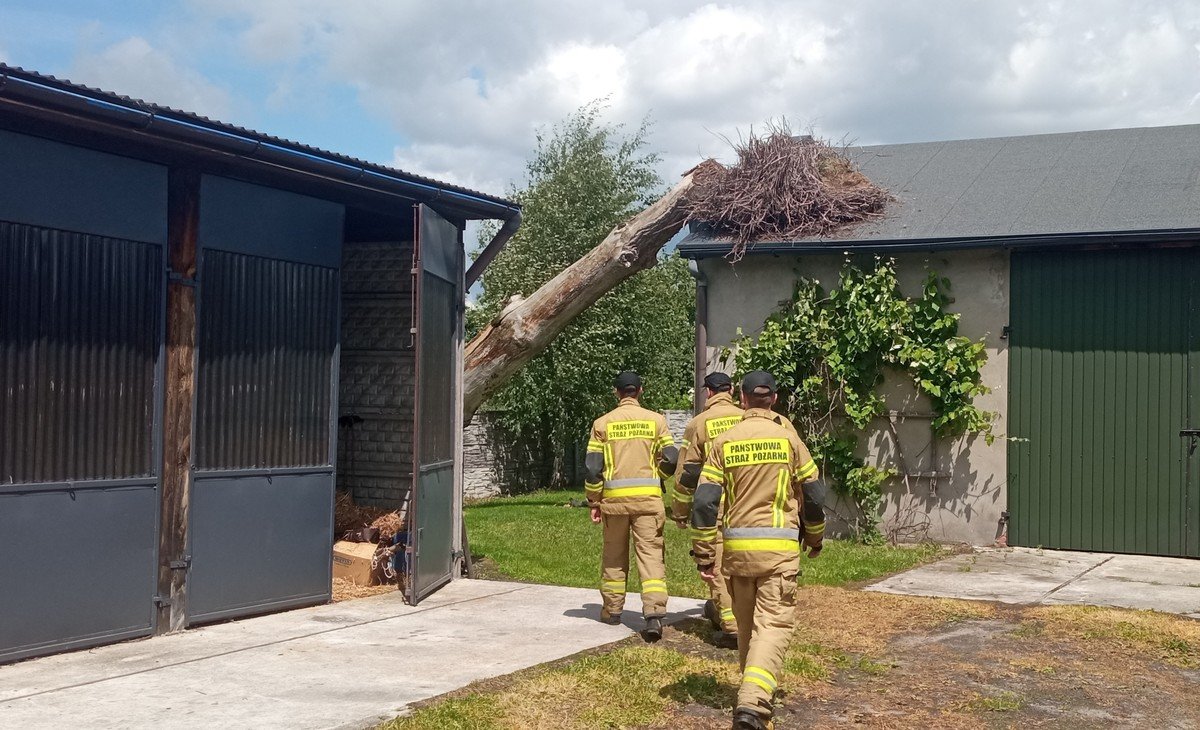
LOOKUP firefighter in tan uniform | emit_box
[690,370,826,730]
[672,372,743,647]
[585,371,678,642]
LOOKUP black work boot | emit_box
[643,616,663,642]
[703,599,722,630]
[732,708,771,730]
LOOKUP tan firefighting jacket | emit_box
[585,398,675,516]
[671,392,743,523]
[690,408,825,576]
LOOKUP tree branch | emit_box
[463,166,708,420]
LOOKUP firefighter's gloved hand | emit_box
[590,507,602,524]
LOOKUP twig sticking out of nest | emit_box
[686,122,889,261]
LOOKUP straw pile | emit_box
[334,490,403,540]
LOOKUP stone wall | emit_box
[463,412,554,499]
[463,408,695,500]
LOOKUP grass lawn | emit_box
[382,490,1200,728]
[465,488,944,596]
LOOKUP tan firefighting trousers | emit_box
[601,512,668,618]
[729,571,799,717]
[710,532,738,633]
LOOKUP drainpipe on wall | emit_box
[688,258,708,413]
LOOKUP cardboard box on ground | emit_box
[333,541,388,586]
[333,490,408,588]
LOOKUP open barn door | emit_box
[408,205,462,603]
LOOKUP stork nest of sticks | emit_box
[685,123,890,260]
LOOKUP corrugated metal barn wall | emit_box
[1008,248,1200,557]
[195,252,338,470]
[1,224,161,483]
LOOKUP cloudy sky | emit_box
[4,1,1200,200]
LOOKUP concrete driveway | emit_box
[0,580,703,730]
[868,547,1200,618]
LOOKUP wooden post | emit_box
[156,168,200,633]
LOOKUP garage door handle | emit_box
[1184,430,1200,455]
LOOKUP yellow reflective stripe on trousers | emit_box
[743,666,778,693]
[602,580,626,594]
[794,458,817,481]
[720,608,735,622]
[641,579,668,594]
[724,538,800,553]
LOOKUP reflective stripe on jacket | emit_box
[692,408,823,576]
[671,392,743,521]
[586,398,673,516]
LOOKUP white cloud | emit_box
[68,36,234,120]
[68,1,1200,202]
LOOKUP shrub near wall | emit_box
[728,257,994,543]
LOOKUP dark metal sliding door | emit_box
[0,130,167,663]
[409,205,462,602]
[188,176,344,623]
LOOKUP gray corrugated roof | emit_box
[0,64,517,214]
[681,124,1200,254]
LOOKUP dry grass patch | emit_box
[796,586,994,654]
[1024,604,1200,668]
[385,645,737,730]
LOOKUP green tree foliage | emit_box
[470,103,694,484]
[728,257,993,541]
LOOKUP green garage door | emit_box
[1009,248,1200,557]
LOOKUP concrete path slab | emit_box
[867,547,1200,616]
[0,580,703,730]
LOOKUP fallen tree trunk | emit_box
[463,165,706,420]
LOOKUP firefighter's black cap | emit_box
[613,371,643,390]
[741,370,778,395]
[703,372,733,390]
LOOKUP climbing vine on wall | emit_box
[727,257,994,542]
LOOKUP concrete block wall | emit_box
[338,241,415,508]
